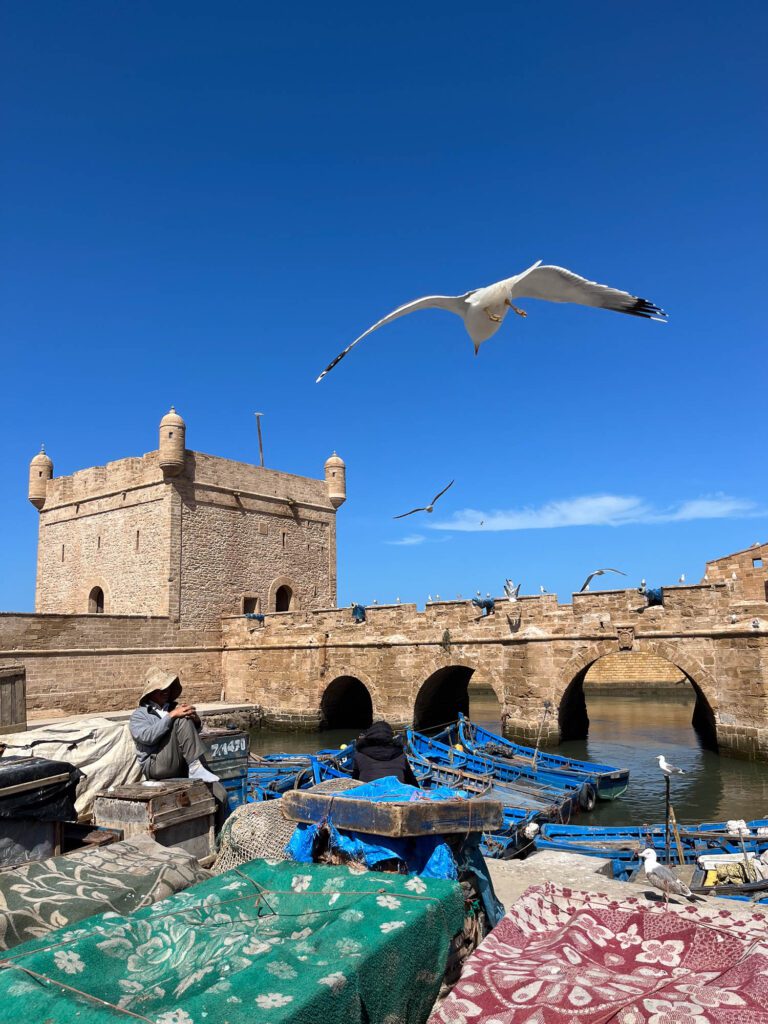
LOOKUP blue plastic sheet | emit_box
[285,777,464,879]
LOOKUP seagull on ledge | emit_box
[657,754,685,776]
[393,480,454,519]
[316,261,667,381]
[638,849,702,903]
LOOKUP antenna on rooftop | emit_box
[254,412,265,467]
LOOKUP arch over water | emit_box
[320,675,373,730]
[558,641,718,751]
[414,665,475,731]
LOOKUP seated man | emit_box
[129,667,229,824]
[352,720,418,786]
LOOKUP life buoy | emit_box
[578,783,597,812]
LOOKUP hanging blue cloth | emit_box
[351,603,367,623]
[472,596,495,616]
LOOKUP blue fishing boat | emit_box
[407,728,591,817]
[455,714,630,801]
[537,819,768,880]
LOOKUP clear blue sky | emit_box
[2,1,765,610]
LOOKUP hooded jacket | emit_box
[352,721,418,786]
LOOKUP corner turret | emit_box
[325,452,346,509]
[159,407,186,477]
[28,444,53,510]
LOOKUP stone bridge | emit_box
[222,580,768,760]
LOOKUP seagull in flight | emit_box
[393,480,454,519]
[316,261,667,381]
[579,567,627,592]
[504,579,521,601]
[657,754,685,776]
[638,849,702,904]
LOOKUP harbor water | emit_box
[250,685,768,828]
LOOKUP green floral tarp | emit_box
[0,836,210,952]
[0,858,464,1024]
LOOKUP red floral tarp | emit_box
[430,883,768,1023]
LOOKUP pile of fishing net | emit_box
[213,777,361,873]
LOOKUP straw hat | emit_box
[138,667,182,705]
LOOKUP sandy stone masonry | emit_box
[3,416,768,759]
[221,553,768,760]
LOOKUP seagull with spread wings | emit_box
[579,567,627,592]
[393,480,454,520]
[316,261,667,381]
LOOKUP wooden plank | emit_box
[0,772,72,798]
[280,791,503,836]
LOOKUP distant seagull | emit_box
[539,585,548,595]
[504,579,521,601]
[393,480,454,519]
[428,594,433,602]
[678,573,686,583]
[704,572,709,581]
[316,262,667,381]
[638,849,702,903]
[731,571,738,580]
[657,754,685,776]
[579,568,627,593]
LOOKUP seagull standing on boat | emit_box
[657,755,685,776]
[638,849,702,904]
[316,262,667,381]
[393,481,454,520]
[579,568,627,593]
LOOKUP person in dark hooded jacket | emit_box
[352,721,418,786]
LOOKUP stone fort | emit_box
[2,411,768,760]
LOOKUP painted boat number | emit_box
[210,738,247,757]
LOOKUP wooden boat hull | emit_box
[456,714,630,800]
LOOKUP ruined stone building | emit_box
[2,415,768,760]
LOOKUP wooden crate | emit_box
[0,667,26,735]
[281,791,503,837]
[93,781,215,860]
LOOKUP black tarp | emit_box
[0,756,82,821]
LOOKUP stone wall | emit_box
[0,613,222,717]
[584,652,686,687]
[706,541,768,603]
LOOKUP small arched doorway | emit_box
[88,587,105,614]
[414,666,474,731]
[559,650,718,751]
[275,585,293,612]
[320,676,373,730]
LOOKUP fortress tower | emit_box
[29,410,346,627]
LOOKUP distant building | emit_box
[28,408,346,626]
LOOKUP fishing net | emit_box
[213,777,362,873]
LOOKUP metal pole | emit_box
[254,412,265,467]
[664,775,671,865]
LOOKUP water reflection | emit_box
[250,686,768,827]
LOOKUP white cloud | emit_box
[386,534,426,546]
[430,493,763,533]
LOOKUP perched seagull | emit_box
[638,849,702,903]
[316,261,667,381]
[678,573,686,583]
[393,480,454,519]
[539,585,548,595]
[504,579,521,601]
[579,567,627,593]
[657,754,685,776]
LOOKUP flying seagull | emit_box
[638,849,702,904]
[504,579,521,601]
[657,754,685,776]
[316,261,667,381]
[579,567,627,592]
[393,480,454,519]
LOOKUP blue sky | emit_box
[1,1,765,610]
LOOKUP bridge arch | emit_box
[320,674,374,731]
[557,639,718,750]
[414,664,476,731]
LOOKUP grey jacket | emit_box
[129,704,174,770]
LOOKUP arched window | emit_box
[88,587,105,614]
[275,585,293,612]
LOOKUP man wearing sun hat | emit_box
[129,667,228,819]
